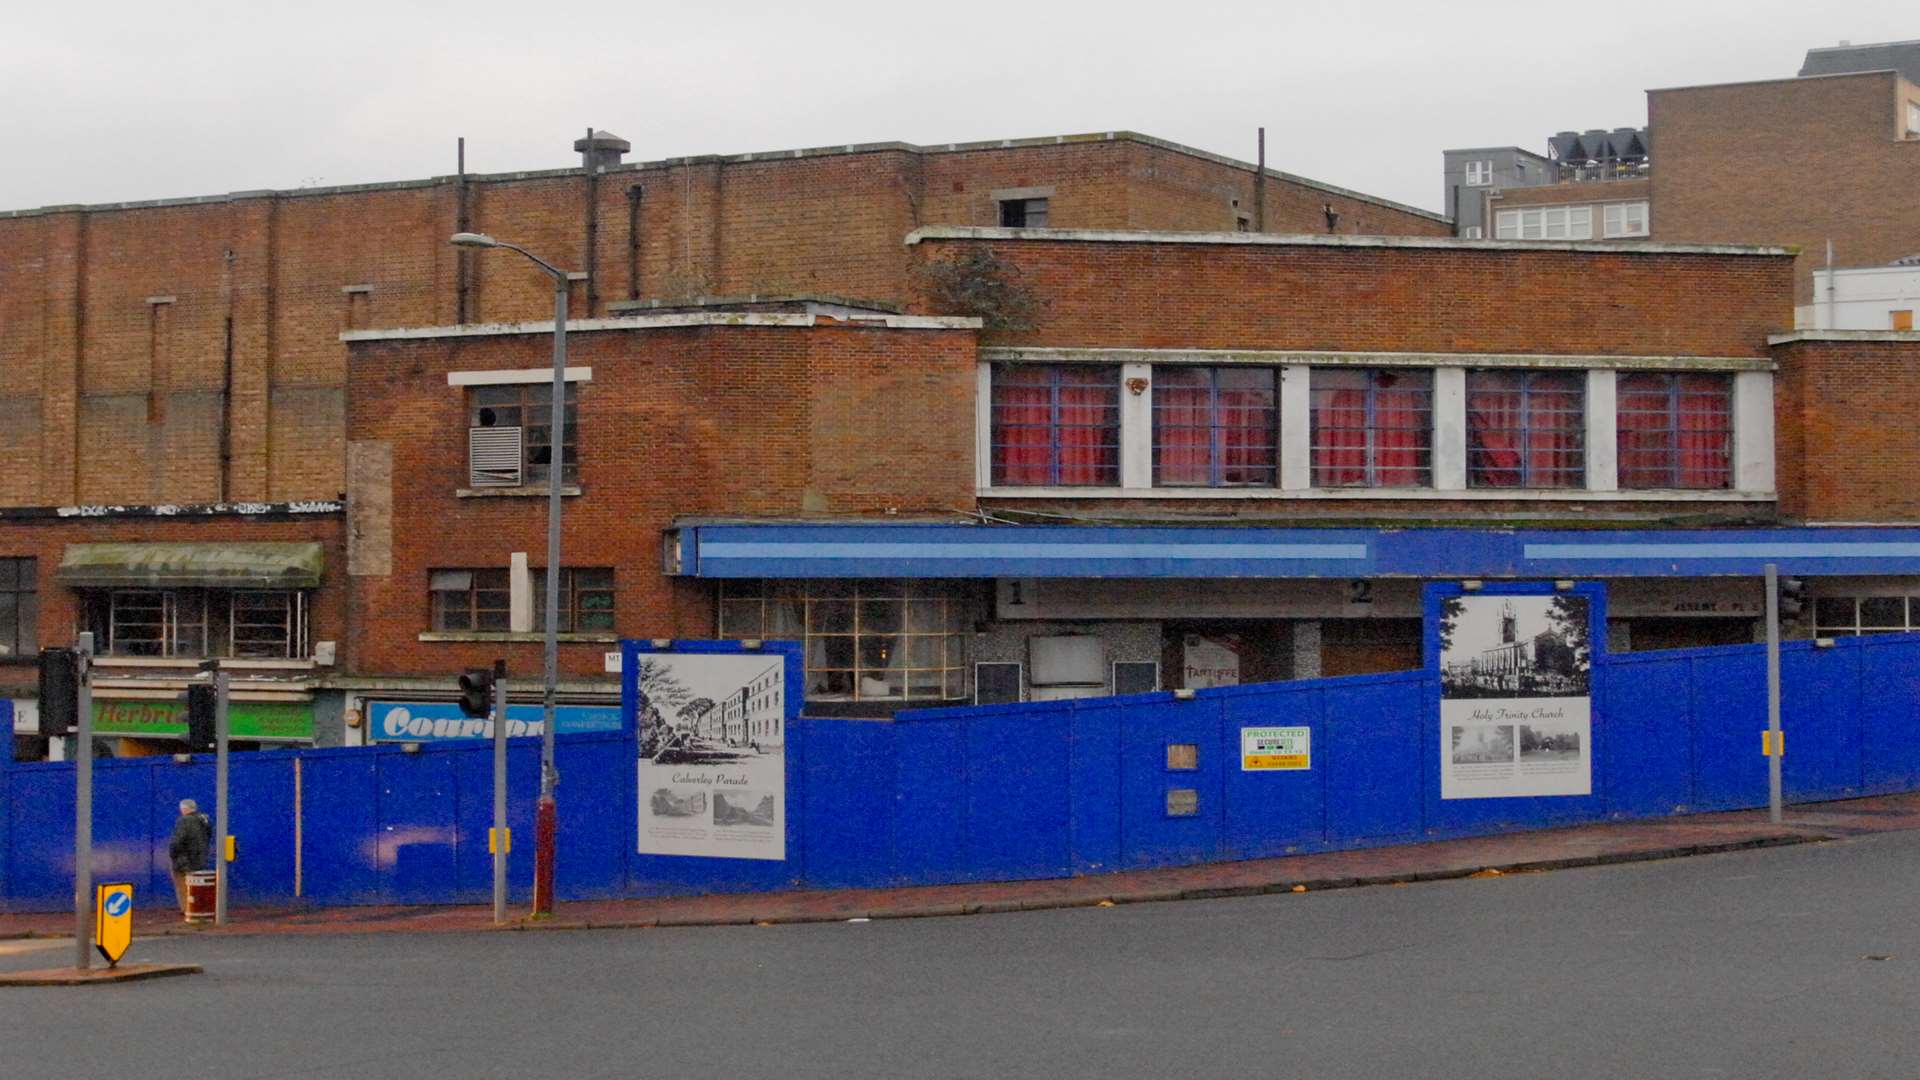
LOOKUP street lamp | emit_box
[450,230,569,916]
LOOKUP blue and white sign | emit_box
[367,701,622,743]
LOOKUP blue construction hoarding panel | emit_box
[10,627,1920,913]
[686,523,1920,580]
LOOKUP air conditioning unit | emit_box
[468,426,523,487]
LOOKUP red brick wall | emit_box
[343,320,976,677]
[1771,336,1920,522]
[0,513,346,693]
[912,234,1793,356]
[0,135,1444,512]
[1651,73,1920,306]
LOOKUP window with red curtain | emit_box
[1467,370,1585,488]
[1310,369,1431,487]
[1153,367,1277,487]
[990,365,1120,486]
[1617,372,1731,489]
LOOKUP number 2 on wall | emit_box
[1348,580,1373,605]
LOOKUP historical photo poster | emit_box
[636,652,788,860]
[1437,592,1592,800]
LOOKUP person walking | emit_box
[167,799,212,920]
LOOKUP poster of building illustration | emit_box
[635,651,788,861]
[1435,590,1594,800]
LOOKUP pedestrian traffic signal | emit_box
[1777,575,1809,622]
[185,683,217,752]
[37,647,79,737]
[458,667,495,719]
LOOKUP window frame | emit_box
[91,587,305,659]
[1465,370,1586,489]
[1615,371,1734,491]
[989,364,1122,487]
[1463,160,1493,186]
[1309,368,1434,489]
[531,567,617,633]
[998,197,1050,228]
[1602,201,1650,238]
[718,580,972,703]
[1150,366,1279,488]
[1814,595,1920,638]
[429,569,512,632]
[0,557,36,660]
[466,382,580,486]
[1494,206,1594,241]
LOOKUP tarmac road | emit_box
[7,830,1920,1080]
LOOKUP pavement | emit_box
[7,791,1920,939]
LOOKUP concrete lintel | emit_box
[1768,330,1920,345]
[981,347,1777,372]
[907,225,1795,258]
[345,312,979,343]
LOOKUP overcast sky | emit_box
[4,1,1913,215]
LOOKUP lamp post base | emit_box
[533,795,557,916]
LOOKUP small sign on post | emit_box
[94,882,133,967]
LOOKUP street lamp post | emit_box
[450,231,569,916]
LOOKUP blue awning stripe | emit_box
[1523,543,1920,560]
[698,541,1369,561]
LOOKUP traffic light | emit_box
[458,667,495,719]
[185,683,217,752]
[1777,575,1809,623]
[37,647,78,737]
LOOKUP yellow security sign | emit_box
[95,881,134,967]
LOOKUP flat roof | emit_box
[905,225,1795,258]
[1648,69,1903,94]
[0,130,1447,225]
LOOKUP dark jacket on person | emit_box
[168,812,212,874]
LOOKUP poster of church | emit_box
[1436,591,1593,800]
[635,651,788,861]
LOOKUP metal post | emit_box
[1764,563,1784,824]
[534,276,567,916]
[72,632,94,972]
[214,667,231,925]
[492,659,509,924]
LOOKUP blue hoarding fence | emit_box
[7,633,1920,912]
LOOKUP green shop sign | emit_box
[92,699,314,742]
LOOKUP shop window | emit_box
[1814,596,1920,637]
[1310,368,1432,488]
[990,365,1121,487]
[0,557,36,659]
[532,568,617,632]
[467,382,578,487]
[1466,370,1584,488]
[87,589,305,659]
[430,569,511,631]
[718,580,972,702]
[1616,372,1732,490]
[1152,367,1278,487]
[999,197,1049,228]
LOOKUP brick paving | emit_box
[6,793,1918,941]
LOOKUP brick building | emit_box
[10,128,1920,758]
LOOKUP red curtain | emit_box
[1675,374,1730,488]
[1154,370,1211,485]
[1527,375,1583,486]
[1314,371,1369,486]
[992,366,1054,485]
[1056,371,1117,486]
[1373,371,1429,487]
[1615,373,1672,488]
[1467,372,1524,487]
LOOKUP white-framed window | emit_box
[1603,201,1650,238]
[718,580,973,702]
[1464,160,1493,186]
[86,588,308,659]
[1461,226,1483,239]
[1494,206,1593,241]
[1814,595,1920,637]
[1907,100,1919,138]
